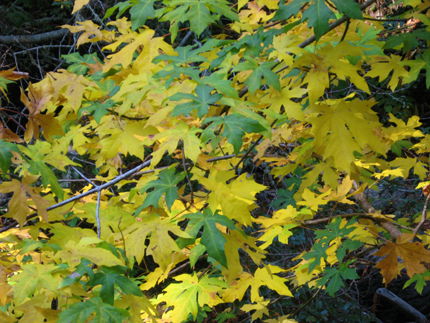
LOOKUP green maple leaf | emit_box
[85,266,142,305]
[9,263,58,305]
[28,160,64,200]
[170,84,222,118]
[302,0,336,42]
[140,167,185,211]
[336,239,363,263]
[391,140,413,157]
[160,0,238,41]
[153,44,212,87]
[62,52,99,75]
[403,49,430,88]
[203,72,239,98]
[204,114,266,154]
[59,258,94,289]
[0,140,20,174]
[317,263,359,296]
[404,270,430,294]
[160,273,227,322]
[330,0,363,19]
[234,55,280,94]
[103,1,133,19]
[185,209,237,268]
[274,0,361,42]
[57,297,131,323]
[303,241,330,273]
[78,100,113,124]
[130,0,156,30]
[272,0,307,21]
[314,217,356,241]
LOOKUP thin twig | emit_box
[95,190,102,239]
[234,119,278,170]
[0,159,152,233]
[181,146,194,205]
[413,194,430,236]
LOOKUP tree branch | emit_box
[0,29,69,45]
[0,159,151,234]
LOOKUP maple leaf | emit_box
[71,0,90,13]
[119,214,191,269]
[234,55,280,94]
[130,0,156,30]
[241,299,270,321]
[0,140,21,173]
[366,54,410,91]
[115,294,158,323]
[316,263,359,296]
[374,233,430,285]
[307,99,385,173]
[169,84,223,118]
[293,43,368,103]
[195,171,266,225]
[160,0,238,41]
[402,49,430,88]
[203,72,239,99]
[185,209,238,268]
[9,263,61,305]
[159,273,227,322]
[203,114,266,154]
[0,68,27,98]
[223,265,292,303]
[0,176,50,227]
[57,297,131,323]
[21,83,63,142]
[62,52,100,75]
[85,266,143,305]
[140,168,186,211]
[62,21,104,47]
[54,240,125,268]
[149,120,202,166]
[297,189,331,212]
[404,270,430,295]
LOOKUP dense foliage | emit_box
[1,0,430,322]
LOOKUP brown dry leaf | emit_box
[374,233,430,285]
[423,184,430,196]
[0,124,23,143]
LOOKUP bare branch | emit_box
[0,29,69,45]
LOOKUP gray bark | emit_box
[0,29,69,45]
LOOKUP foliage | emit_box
[1,0,430,322]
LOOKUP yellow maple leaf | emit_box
[195,171,266,225]
[159,273,226,323]
[366,55,410,91]
[54,240,125,268]
[223,265,292,303]
[118,215,191,270]
[241,299,270,321]
[264,316,298,323]
[71,0,90,13]
[308,99,386,173]
[261,85,308,120]
[374,233,430,285]
[148,120,202,167]
[62,21,103,47]
[297,189,331,212]
[294,43,368,103]
[222,230,265,284]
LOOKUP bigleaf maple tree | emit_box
[1,0,430,322]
